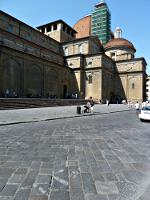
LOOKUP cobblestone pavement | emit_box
[0,109,150,200]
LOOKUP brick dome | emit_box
[105,38,136,52]
[73,15,91,39]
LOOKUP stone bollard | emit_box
[76,106,81,114]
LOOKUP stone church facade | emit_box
[0,11,147,103]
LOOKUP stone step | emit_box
[0,98,90,110]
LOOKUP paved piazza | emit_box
[0,109,150,200]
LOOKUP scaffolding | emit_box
[91,2,111,45]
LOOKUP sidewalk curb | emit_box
[0,109,132,126]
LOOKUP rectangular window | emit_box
[63,24,66,31]
[111,52,115,59]
[79,44,83,53]
[64,47,68,56]
[41,28,45,33]
[71,31,74,37]
[53,24,57,30]
[47,26,51,32]
[67,27,70,34]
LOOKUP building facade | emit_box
[146,76,150,101]
[0,8,147,103]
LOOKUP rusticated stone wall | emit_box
[0,47,77,98]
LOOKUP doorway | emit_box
[63,85,67,98]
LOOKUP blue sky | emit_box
[1,0,150,74]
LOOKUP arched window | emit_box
[7,24,13,33]
[88,74,93,84]
[79,44,83,54]
[65,47,68,56]
[132,83,135,89]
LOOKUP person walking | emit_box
[106,99,109,106]
[135,101,140,112]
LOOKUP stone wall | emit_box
[115,59,146,102]
[0,29,64,66]
[0,11,61,54]
[66,56,82,69]
[47,30,74,43]
[105,48,134,61]
[101,56,115,102]
[63,40,89,56]
[62,37,102,56]
[0,47,76,98]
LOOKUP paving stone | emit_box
[84,149,96,163]
[104,154,120,162]
[95,181,119,195]
[52,176,69,190]
[108,161,125,173]
[39,168,53,175]
[138,196,149,200]
[68,146,76,160]
[115,173,126,182]
[77,150,87,163]
[81,173,97,194]
[0,197,14,200]
[93,151,105,161]
[0,156,11,162]
[85,194,108,200]
[66,161,78,167]
[70,188,85,200]
[0,179,7,192]
[20,161,32,168]
[30,161,42,170]
[104,173,118,182]
[116,182,139,199]
[97,161,112,173]
[14,168,28,175]
[90,166,105,182]
[116,181,127,193]
[118,155,134,163]
[69,166,82,189]
[28,195,48,200]
[52,163,69,189]
[21,170,38,188]
[8,174,25,184]
[14,188,31,200]
[122,170,146,184]
[70,172,82,189]
[50,190,69,200]
[133,162,150,173]
[108,194,119,200]
[41,162,54,169]
[54,160,66,172]
[0,184,18,196]
[0,168,15,178]
[79,163,90,173]
[30,184,50,196]
[35,175,52,184]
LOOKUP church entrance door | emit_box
[63,85,67,98]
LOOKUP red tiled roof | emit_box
[105,38,136,52]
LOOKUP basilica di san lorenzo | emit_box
[0,1,147,103]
